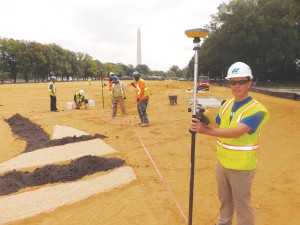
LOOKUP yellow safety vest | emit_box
[75,92,84,103]
[217,98,270,170]
[135,78,150,100]
[110,82,126,98]
[48,82,56,96]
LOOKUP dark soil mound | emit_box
[5,113,107,152]
[0,155,125,196]
[1,114,126,196]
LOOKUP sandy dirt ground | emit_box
[0,80,299,225]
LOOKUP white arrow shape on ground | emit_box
[0,166,136,224]
[0,139,116,174]
[0,125,136,224]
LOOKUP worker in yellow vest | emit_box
[190,62,269,225]
[87,77,92,86]
[48,76,58,112]
[74,90,88,109]
[110,76,126,117]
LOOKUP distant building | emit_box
[137,28,141,65]
[145,76,164,80]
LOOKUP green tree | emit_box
[135,64,150,76]
[0,38,22,83]
[28,42,49,82]
[83,55,98,79]
[103,62,118,77]
[18,41,33,82]
[169,65,181,77]
[196,0,300,82]
[50,44,66,80]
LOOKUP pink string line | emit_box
[100,116,132,124]
[130,124,188,224]
[90,115,188,223]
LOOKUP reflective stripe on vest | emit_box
[217,139,259,151]
[236,101,258,122]
[136,79,150,99]
[218,99,260,151]
[48,82,56,96]
[75,93,84,102]
[111,83,125,98]
[221,98,234,116]
[136,85,148,95]
[221,98,258,123]
[217,98,269,170]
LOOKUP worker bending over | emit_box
[74,90,88,109]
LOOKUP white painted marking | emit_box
[0,125,136,225]
[0,139,116,174]
[0,166,136,224]
[52,125,89,139]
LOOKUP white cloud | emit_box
[0,0,228,71]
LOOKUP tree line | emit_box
[1,0,299,83]
[194,0,300,82]
[0,37,187,83]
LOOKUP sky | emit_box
[0,0,228,72]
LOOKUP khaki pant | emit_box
[112,96,126,116]
[216,163,255,225]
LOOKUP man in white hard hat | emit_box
[74,90,88,109]
[48,76,58,112]
[190,62,270,225]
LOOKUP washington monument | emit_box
[137,28,141,65]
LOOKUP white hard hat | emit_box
[79,90,84,95]
[50,76,56,80]
[109,72,115,76]
[225,62,253,80]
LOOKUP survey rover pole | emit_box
[100,69,104,109]
[188,37,200,225]
[185,27,209,225]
